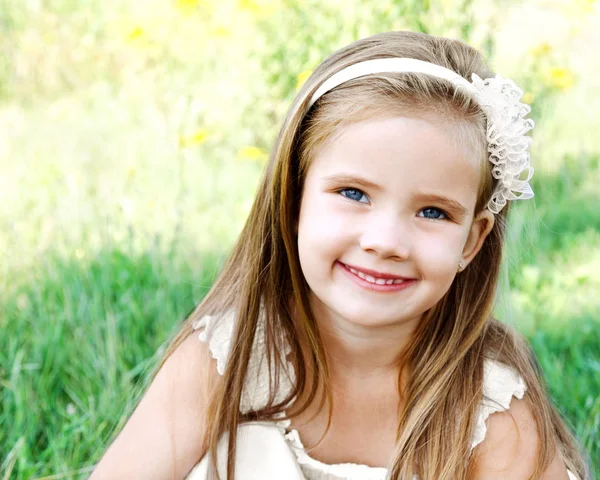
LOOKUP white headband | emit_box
[306,58,535,214]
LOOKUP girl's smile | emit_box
[336,261,418,292]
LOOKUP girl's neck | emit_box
[309,296,419,379]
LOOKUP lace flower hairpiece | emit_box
[306,58,535,214]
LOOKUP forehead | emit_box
[308,116,482,205]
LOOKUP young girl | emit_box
[90,31,589,480]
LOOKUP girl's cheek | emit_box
[298,198,347,246]
[415,233,463,270]
[305,215,354,248]
[301,195,356,232]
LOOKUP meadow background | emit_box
[0,0,599,478]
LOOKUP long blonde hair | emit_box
[162,31,588,479]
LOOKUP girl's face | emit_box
[297,115,493,330]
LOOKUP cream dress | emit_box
[185,313,578,480]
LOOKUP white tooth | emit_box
[350,267,358,274]
[365,274,376,283]
[385,279,394,285]
[375,278,386,285]
[357,271,366,279]
[393,279,404,284]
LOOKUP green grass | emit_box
[1,228,598,479]
[1,246,224,479]
[531,325,600,461]
[1,0,599,478]
[1,162,598,479]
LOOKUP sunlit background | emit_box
[1,0,599,477]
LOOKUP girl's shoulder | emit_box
[473,362,577,479]
[91,331,219,479]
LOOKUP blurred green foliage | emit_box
[0,0,598,478]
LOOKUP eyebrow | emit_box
[322,173,383,192]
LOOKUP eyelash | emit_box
[418,207,449,220]
[338,187,369,203]
[337,188,450,220]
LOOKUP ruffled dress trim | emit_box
[193,312,294,413]
[193,313,233,375]
[470,358,527,450]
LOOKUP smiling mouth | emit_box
[339,262,415,285]
[347,266,405,285]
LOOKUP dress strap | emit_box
[193,313,294,413]
[192,313,236,375]
[470,359,527,450]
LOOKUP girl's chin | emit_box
[329,307,423,329]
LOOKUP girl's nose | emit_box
[359,213,410,260]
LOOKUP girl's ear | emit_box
[460,210,495,267]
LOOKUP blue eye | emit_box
[419,207,447,220]
[339,188,369,204]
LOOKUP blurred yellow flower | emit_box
[238,0,262,14]
[296,70,313,90]
[127,165,136,179]
[560,0,597,17]
[211,25,232,38]
[238,0,280,16]
[124,25,157,51]
[530,42,552,57]
[522,92,535,105]
[126,26,146,42]
[237,145,268,162]
[548,67,575,90]
[179,128,210,148]
[175,0,201,14]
